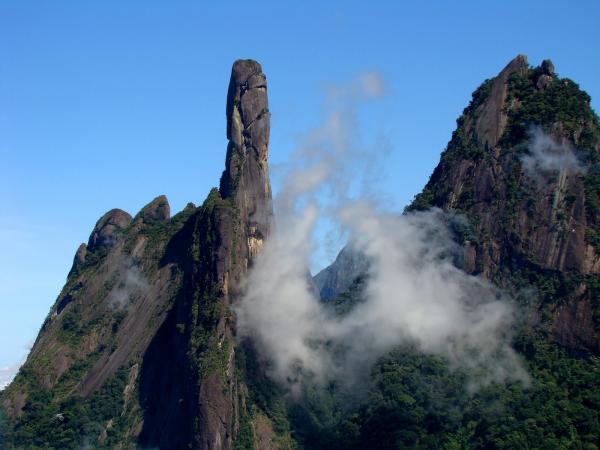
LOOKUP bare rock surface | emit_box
[87,208,132,251]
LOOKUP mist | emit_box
[0,365,19,390]
[0,342,31,390]
[108,258,149,309]
[235,73,529,394]
[521,126,587,177]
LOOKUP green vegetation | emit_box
[226,262,600,449]
[1,365,134,449]
[327,275,367,316]
[306,61,600,442]
[408,187,435,212]
[233,403,256,450]
[406,79,495,213]
[131,200,198,271]
[584,165,600,256]
[499,68,600,246]
[0,196,200,449]
[4,59,600,450]
[502,71,597,147]
[409,62,600,219]
[283,334,600,450]
[235,342,297,449]
[159,185,241,431]
[73,245,109,278]
[187,190,233,382]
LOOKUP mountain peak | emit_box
[135,195,170,223]
[411,54,600,352]
[471,54,529,149]
[505,54,529,71]
[220,59,272,246]
[87,208,132,251]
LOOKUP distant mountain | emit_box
[313,245,368,301]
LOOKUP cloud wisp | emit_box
[108,258,149,309]
[235,73,529,394]
[0,365,20,390]
[521,126,587,178]
[0,342,32,391]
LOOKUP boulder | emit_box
[87,208,132,251]
[135,195,170,224]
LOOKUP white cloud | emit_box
[521,126,586,177]
[108,259,149,309]
[326,71,385,100]
[0,365,20,390]
[0,344,29,391]
[235,73,528,394]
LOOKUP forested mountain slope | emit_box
[0,60,291,450]
[2,55,600,450]
[300,55,600,449]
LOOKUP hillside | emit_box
[298,55,600,449]
[410,55,600,353]
[2,55,600,449]
[0,60,289,450]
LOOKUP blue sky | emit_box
[1,0,599,376]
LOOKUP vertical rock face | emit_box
[135,195,171,223]
[87,208,132,251]
[68,243,88,276]
[471,55,528,149]
[313,246,369,301]
[1,189,195,445]
[180,59,273,450]
[221,59,272,260]
[136,59,274,450]
[410,55,600,353]
[1,60,274,450]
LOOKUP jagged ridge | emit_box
[0,60,282,450]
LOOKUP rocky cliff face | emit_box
[316,56,600,354]
[180,59,274,450]
[3,55,600,450]
[221,59,272,250]
[292,56,600,449]
[0,60,280,450]
[1,193,188,442]
[410,55,600,353]
[313,246,368,301]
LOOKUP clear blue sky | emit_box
[1,1,599,373]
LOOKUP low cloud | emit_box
[0,342,31,391]
[236,73,528,395]
[521,126,586,177]
[326,71,384,100]
[0,365,19,390]
[108,259,149,309]
[338,204,527,387]
[237,205,528,393]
